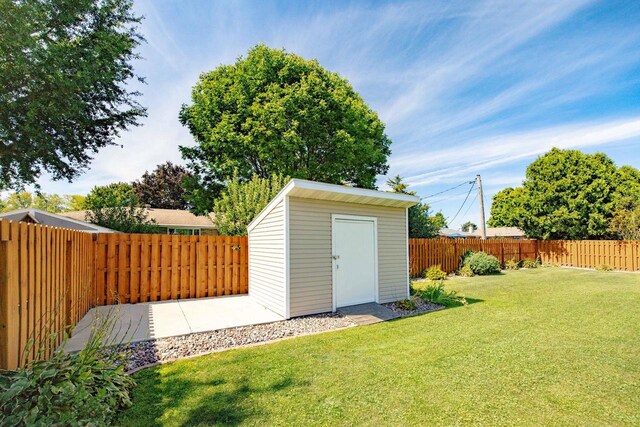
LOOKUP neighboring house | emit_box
[61,208,217,235]
[439,227,474,238]
[247,178,419,319]
[0,209,117,233]
[471,227,526,239]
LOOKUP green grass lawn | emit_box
[119,268,640,426]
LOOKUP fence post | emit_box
[0,233,20,370]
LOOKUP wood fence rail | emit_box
[0,220,95,370]
[409,238,640,276]
[0,219,248,370]
[94,234,248,305]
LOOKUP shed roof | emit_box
[248,179,419,232]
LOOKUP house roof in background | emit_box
[61,208,216,229]
[472,227,526,237]
[438,227,474,238]
[0,209,117,233]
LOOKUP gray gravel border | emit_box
[123,312,355,372]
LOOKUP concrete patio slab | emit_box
[338,303,400,326]
[64,295,284,352]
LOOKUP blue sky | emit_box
[38,0,640,228]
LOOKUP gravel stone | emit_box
[123,312,355,371]
[382,298,444,317]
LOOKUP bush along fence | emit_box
[0,219,248,370]
[409,238,640,276]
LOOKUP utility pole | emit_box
[476,174,487,239]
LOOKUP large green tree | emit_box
[84,183,159,233]
[179,44,391,213]
[386,175,440,238]
[0,0,146,190]
[213,174,289,236]
[488,148,640,239]
[132,162,192,210]
[487,187,528,228]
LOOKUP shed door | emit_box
[333,217,377,308]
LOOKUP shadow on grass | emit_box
[119,365,300,426]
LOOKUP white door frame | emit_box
[331,214,379,311]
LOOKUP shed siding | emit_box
[248,199,286,317]
[288,196,408,317]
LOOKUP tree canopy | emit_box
[0,0,146,190]
[386,175,441,238]
[0,192,85,213]
[213,174,289,236]
[461,221,477,232]
[132,162,192,210]
[84,183,158,233]
[488,148,640,239]
[179,44,391,213]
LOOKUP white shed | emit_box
[247,179,419,319]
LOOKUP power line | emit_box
[460,193,478,223]
[421,181,473,200]
[426,190,477,206]
[446,181,476,226]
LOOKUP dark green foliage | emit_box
[416,281,467,307]
[488,148,640,239]
[386,175,441,238]
[463,252,501,275]
[84,183,160,233]
[505,259,520,270]
[0,0,146,190]
[0,315,135,426]
[424,265,447,281]
[179,44,391,211]
[213,174,289,235]
[132,162,192,210]
[487,187,528,228]
[459,250,476,268]
[461,221,477,232]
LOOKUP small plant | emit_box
[416,280,467,307]
[463,251,501,275]
[424,265,447,281]
[595,264,613,272]
[0,309,135,425]
[505,259,520,270]
[395,298,418,311]
[458,264,475,277]
[521,258,540,269]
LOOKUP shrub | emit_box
[595,264,613,272]
[417,280,467,307]
[458,264,475,277]
[0,312,135,425]
[424,265,447,281]
[463,251,501,275]
[505,259,520,270]
[395,298,418,311]
[521,258,540,269]
[459,250,476,268]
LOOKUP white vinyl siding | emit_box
[248,199,286,317]
[288,197,408,317]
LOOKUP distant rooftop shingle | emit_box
[61,208,216,228]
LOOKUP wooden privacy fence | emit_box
[94,234,247,305]
[409,238,640,276]
[0,220,95,370]
[539,240,640,271]
[0,219,248,370]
